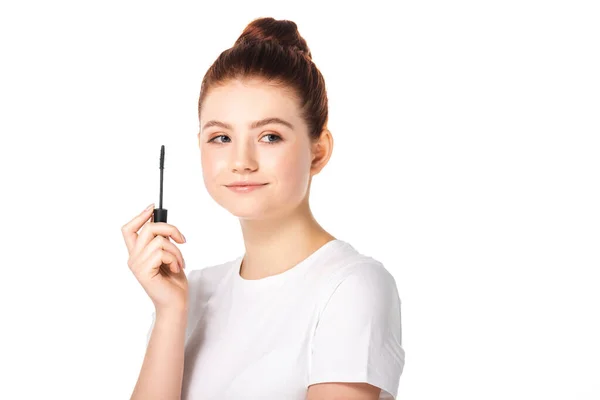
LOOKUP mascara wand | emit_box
[153,145,168,223]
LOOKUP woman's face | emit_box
[198,78,315,220]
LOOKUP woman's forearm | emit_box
[130,307,187,400]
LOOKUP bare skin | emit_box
[122,205,188,400]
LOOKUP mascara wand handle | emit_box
[153,208,168,223]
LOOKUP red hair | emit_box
[198,17,328,141]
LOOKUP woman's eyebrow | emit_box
[202,117,294,132]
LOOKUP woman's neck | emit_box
[237,204,335,280]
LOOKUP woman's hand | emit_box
[121,204,188,313]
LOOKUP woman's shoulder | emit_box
[324,240,396,284]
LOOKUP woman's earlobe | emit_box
[310,129,333,174]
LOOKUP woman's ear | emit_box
[310,129,334,176]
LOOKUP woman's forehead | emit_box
[201,81,301,127]
[205,79,296,104]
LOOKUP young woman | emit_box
[123,17,405,400]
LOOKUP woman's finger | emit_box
[134,235,185,274]
[121,203,155,253]
[132,221,186,259]
[129,245,178,275]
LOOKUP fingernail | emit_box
[182,234,186,242]
[145,203,154,211]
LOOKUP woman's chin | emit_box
[230,211,271,220]
[223,204,273,220]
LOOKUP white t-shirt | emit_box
[146,239,405,399]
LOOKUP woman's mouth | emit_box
[225,183,268,193]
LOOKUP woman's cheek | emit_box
[201,154,221,194]
[274,152,312,198]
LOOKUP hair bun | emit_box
[234,17,312,60]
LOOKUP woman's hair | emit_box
[198,17,328,142]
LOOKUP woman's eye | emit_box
[208,134,281,144]
[208,135,231,144]
[261,133,282,144]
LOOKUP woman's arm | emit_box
[130,307,188,400]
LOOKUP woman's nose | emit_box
[230,142,258,172]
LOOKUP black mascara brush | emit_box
[153,145,168,223]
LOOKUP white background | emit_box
[1,0,598,399]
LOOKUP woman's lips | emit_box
[225,183,268,193]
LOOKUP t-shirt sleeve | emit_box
[308,262,405,399]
